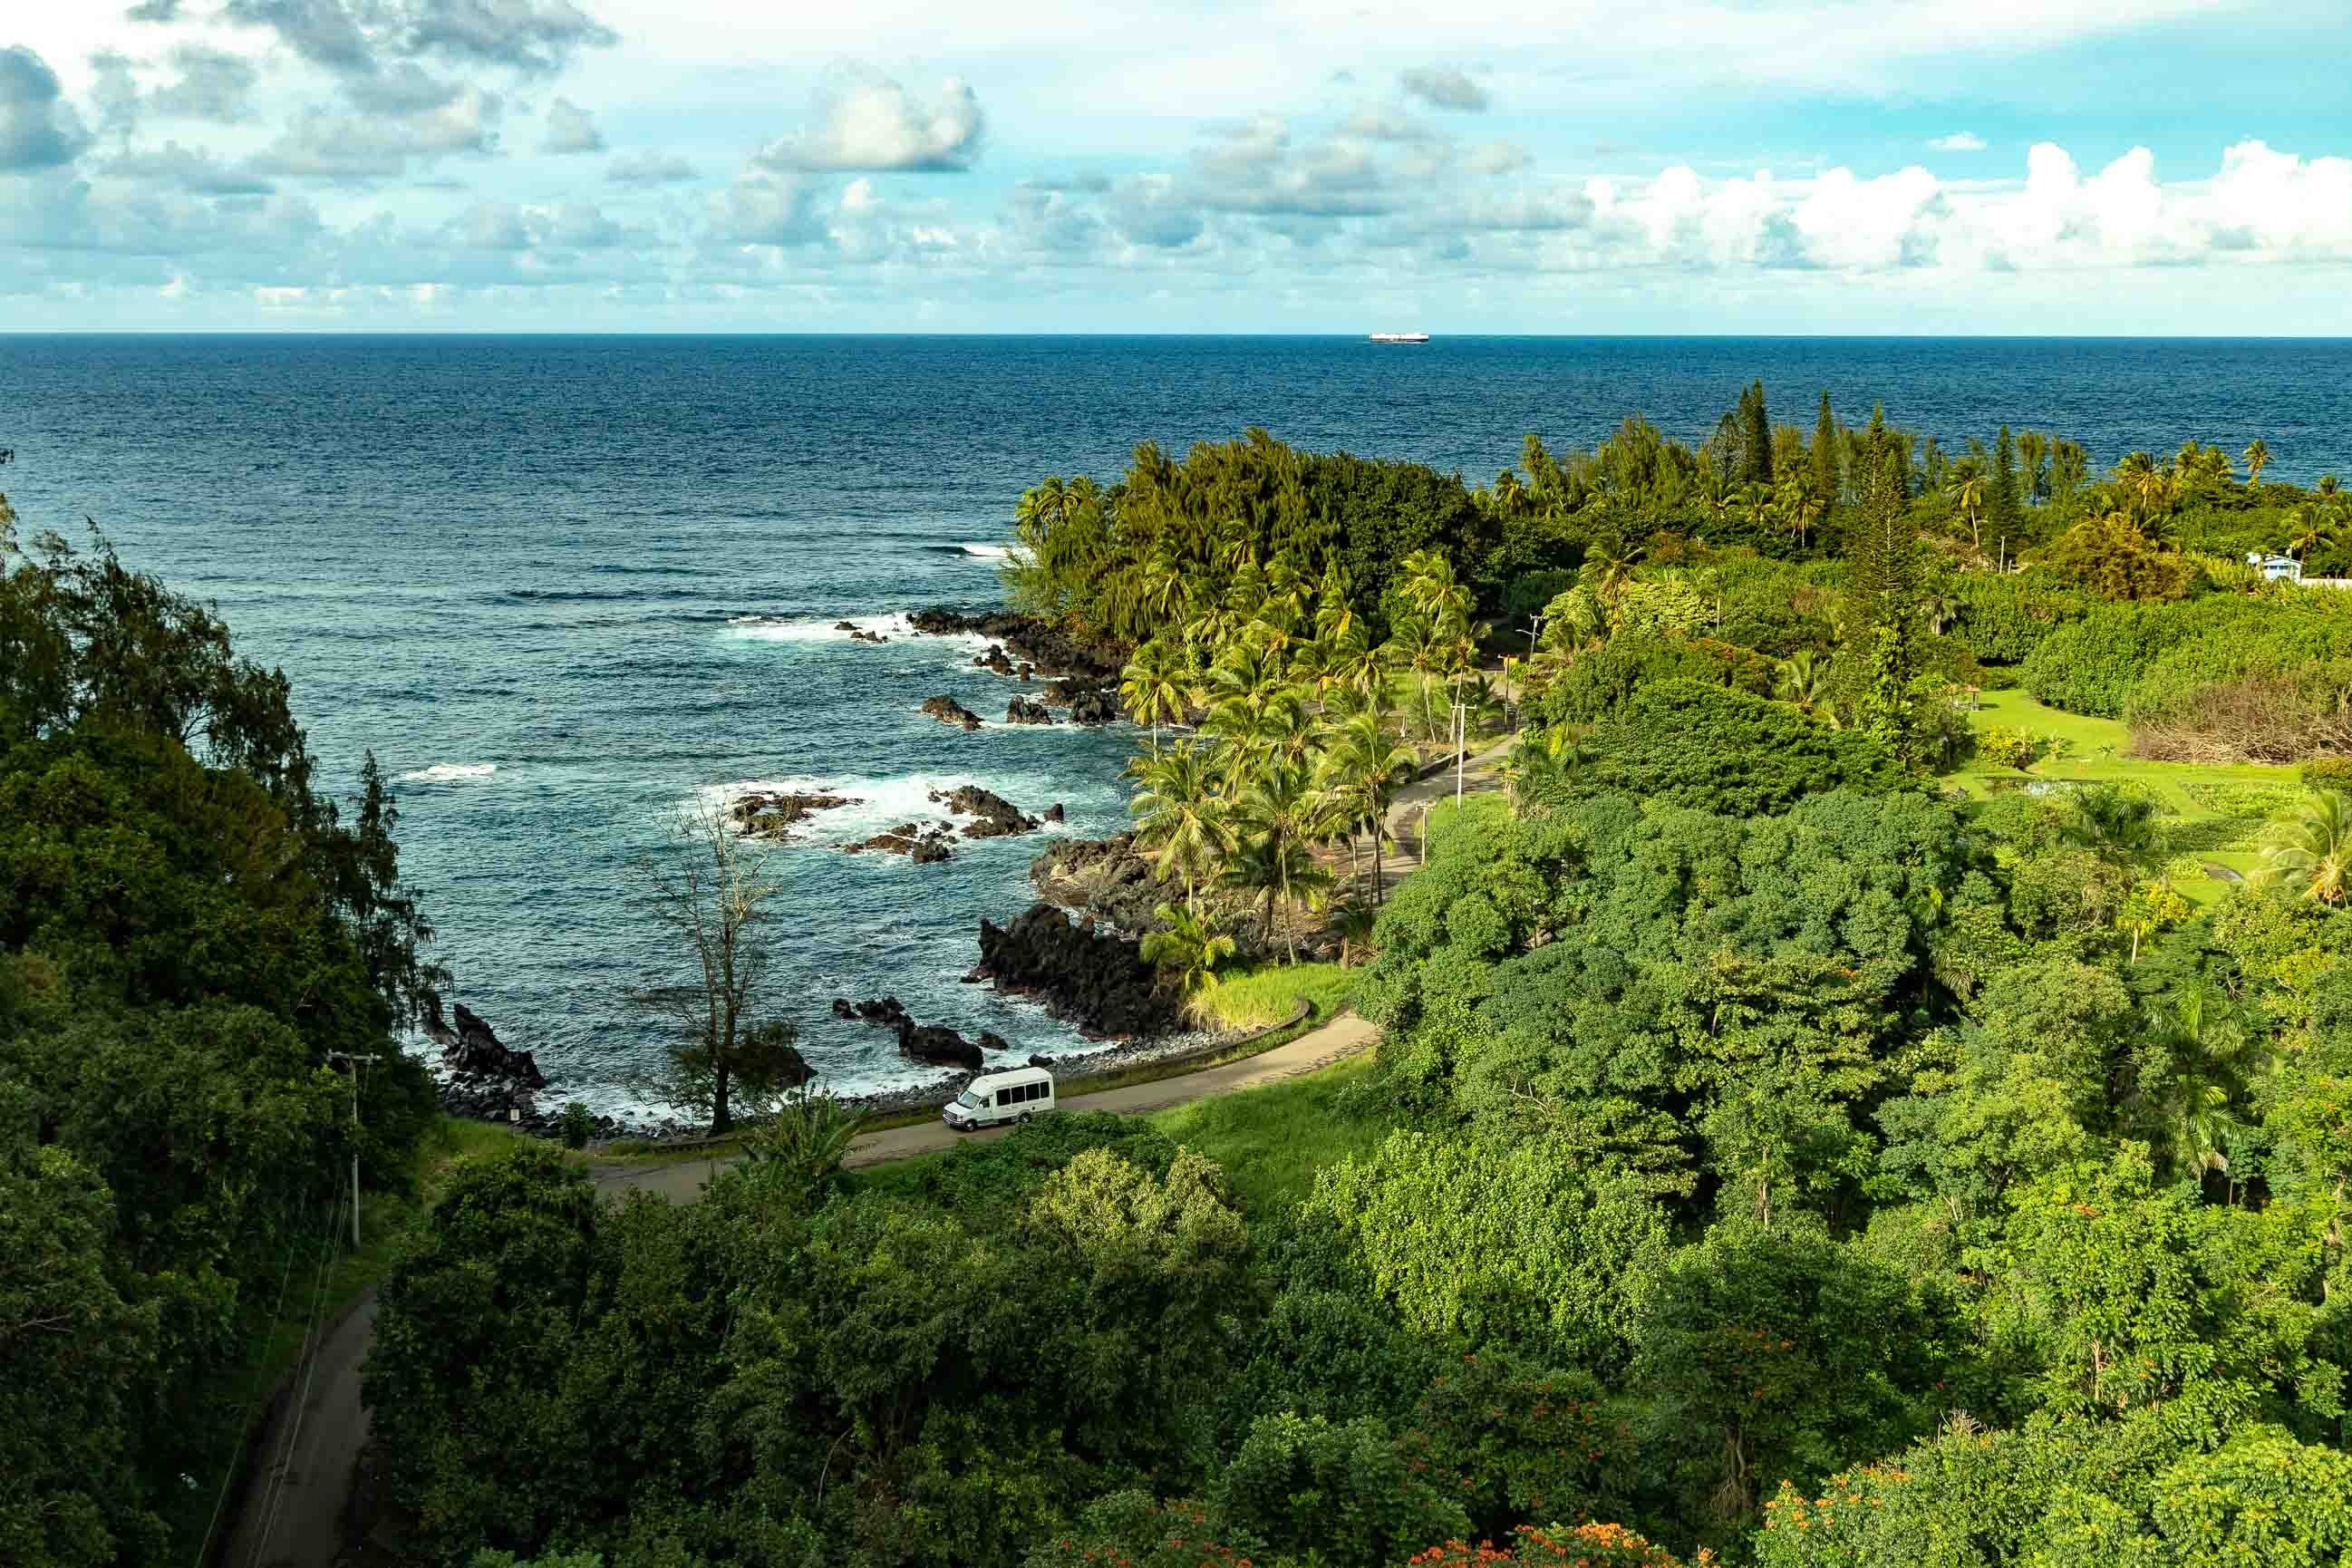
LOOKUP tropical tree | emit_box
[1140,901,1237,994]
[2242,437,2271,486]
[1772,650,1836,724]
[1224,761,1337,964]
[2258,789,2352,905]
[1128,741,1230,904]
[1319,705,1417,904]
[1119,638,1195,752]
[1385,615,1459,743]
[1944,460,1987,550]
[2288,508,2330,563]
[1775,469,1824,552]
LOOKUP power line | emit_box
[243,1186,346,1568]
[189,1225,305,1568]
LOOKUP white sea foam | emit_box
[699,773,1079,849]
[724,612,997,656]
[399,762,498,783]
[723,612,912,644]
[958,542,1011,558]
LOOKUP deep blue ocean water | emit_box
[5,335,2348,1114]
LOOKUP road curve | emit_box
[221,1009,1380,1568]
[596,1009,1381,1202]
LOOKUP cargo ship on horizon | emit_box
[1368,331,1429,344]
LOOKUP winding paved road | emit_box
[218,1009,1382,1568]
[218,727,1520,1568]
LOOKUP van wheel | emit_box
[1020,1111,1034,1126]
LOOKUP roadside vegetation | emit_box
[14,397,2352,1568]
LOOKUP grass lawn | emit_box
[1188,960,1354,1030]
[846,1049,1387,1219]
[1950,689,2299,901]
[1147,1050,1384,1214]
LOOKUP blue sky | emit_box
[5,0,2351,332]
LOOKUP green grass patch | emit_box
[1148,1050,1383,1214]
[1188,961,1353,1031]
[1950,690,2297,905]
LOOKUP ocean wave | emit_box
[697,772,1076,848]
[721,612,912,644]
[399,762,498,783]
[723,613,997,653]
[958,542,1011,558]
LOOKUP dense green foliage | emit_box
[21,398,2352,1568]
[0,513,441,1566]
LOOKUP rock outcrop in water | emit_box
[847,822,957,863]
[922,694,984,731]
[1005,695,1054,726]
[907,607,1124,682]
[970,902,1179,1039]
[1031,833,1163,933]
[425,1000,547,1089]
[934,784,1040,838]
[731,789,861,841]
[831,995,989,1070]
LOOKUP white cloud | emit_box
[0,46,91,171]
[755,70,983,173]
[606,149,694,184]
[539,94,602,153]
[1398,66,1486,111]
[1931,131,1988,152]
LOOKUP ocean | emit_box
[5,334,2348,1116]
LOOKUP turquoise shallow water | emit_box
[5,334,2347,1112]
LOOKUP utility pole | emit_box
[328,1051,380,1247]
[1451,699,1467,808]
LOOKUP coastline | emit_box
[437,602,1162,1141]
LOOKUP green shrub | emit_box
[1563,679,1908,817]
[2304,755,2352,789]
[558,1101,594,1149]
[1978,726,2043,770]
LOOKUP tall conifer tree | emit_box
[1849,439,1922,762]
[1743,379,1775,486]
[1992,424,2022,536]
[1812,391,1839,509]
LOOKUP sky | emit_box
[5,0,2352,333]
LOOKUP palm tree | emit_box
[1944,461,1987,550]
[1137,544,1189,627]
[2242,438,2271,487]
[1224,761,1336,965]
[1319,706,1416,904]
[1696,468,1734,535]
[1128,742,1229,904]
[2288,509,2329,564]
[1776,469,1824,552]
[2259,789,2352,905]
[2319,474,2342,499]
[1327,899,1379,969]
[1773,650,1835,723]
[1384,615,1457,743]
[1119,638,1194,752]
[1738,480,1776,540]
[1012,475,1070,552]
[1140,901,1237,996]
[1924,592,1960,636]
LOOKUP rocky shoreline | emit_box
[439,605,1186,1143]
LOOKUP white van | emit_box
[943,1066,1056,1130]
